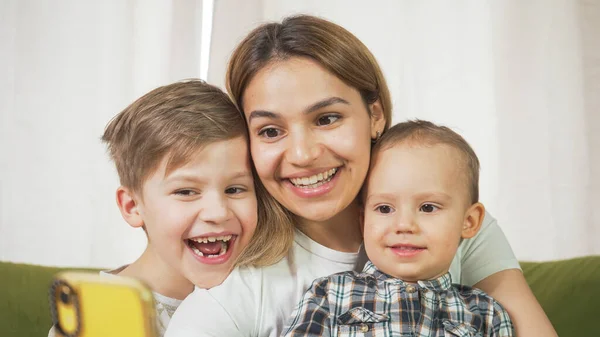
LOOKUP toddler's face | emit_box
[363,142,475,282]
[137,136,257,288]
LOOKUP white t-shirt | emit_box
[165,211,519,337]
[48,266,182,337]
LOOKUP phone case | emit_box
[49,271,157,337]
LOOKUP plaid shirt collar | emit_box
[362,260,453,292]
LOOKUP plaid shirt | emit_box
[282,261,513,337]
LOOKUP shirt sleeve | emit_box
[490,301,515,337]
[282,278,332,337]
[458,211,521,286]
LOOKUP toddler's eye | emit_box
[316,114,340,126]
[375,205,394,214]
[419,204,438,213]
[258,127,281,139]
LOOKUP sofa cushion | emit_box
[521,255,600,337]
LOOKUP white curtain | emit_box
[1,0,598,268]
[0,0,204,268]
[210,0,600,261]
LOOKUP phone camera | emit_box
[59,286,72,305]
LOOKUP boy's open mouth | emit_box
[186,235,235,258]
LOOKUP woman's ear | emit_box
[116,186,145,228]
[369,100,386,140]
[461,202,485,239]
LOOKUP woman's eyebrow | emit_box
[247,97,350,122]
[304,97,350,114]
[248,110,280,122]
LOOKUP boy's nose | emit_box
[199,194,231,225]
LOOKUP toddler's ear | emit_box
[461,202,485,239]
[116,186,144,228]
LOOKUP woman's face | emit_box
[242,57,385,222]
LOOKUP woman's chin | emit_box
[290,205,343,223]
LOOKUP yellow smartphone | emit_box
[49,271,157,337]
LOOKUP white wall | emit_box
[0,0,205,268]
[1,0,598,267]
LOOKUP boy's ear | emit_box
[461,202,485,239]
[116,186,145,228]
[369,99,386,140]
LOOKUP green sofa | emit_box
[1,256,599,336]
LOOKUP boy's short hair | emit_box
[102,79,246,193]
[102,79,294,267]
[372,120,480,204]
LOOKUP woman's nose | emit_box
[284,128,321,167]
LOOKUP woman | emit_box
[166,15,556,337]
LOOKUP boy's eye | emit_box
[258,127,281,139]
[225,187,245,195]
[174,189,198,197]
[375,205,394,214]
[316,114,340,126]
[419,204,439,213]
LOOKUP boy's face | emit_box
[135,136,257,288]
[363,142,481,282]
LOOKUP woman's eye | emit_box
[419,204,439,213]
[316,114,340,126]
[375,205,394,214]
[258,127,280,139]
[225,187,245,195]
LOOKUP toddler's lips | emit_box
[389,244,426,258]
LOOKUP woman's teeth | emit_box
[290,168,338,188]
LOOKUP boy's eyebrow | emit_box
[229,171,253,179]
[247,97,350,123]
[166,171,252,183]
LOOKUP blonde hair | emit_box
[102,79,292,267]
[226,14,393,131]
[372,120,481,204]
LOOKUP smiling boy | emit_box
[49,80,292,337]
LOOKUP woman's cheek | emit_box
[251,142,282,179]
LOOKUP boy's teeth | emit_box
[191,234,232,244]
[191,246,204,256]
[189,238,230,258]
[290,168,338,187]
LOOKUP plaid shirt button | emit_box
[359,324,369,332]
[406,285,417,293]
